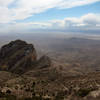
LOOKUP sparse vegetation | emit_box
[0,39,100,100]
[76,88,95,97]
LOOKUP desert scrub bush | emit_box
[54,91,64,100]
[0,90,16,100]
[24,98,33,100]
[5,95,16,100]
[6,89,11,94]
[0,91,5,97]
[76,88,95,97]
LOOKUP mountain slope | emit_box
[0,39,100,100]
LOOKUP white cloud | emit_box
[81,13,100,25]
[0,0,14,6]
[58,0,100,9]
[11,0,62,20]
[0,7,13,23]
[0,13,100,33]
[0,0,99,23]
[50,13,100,31]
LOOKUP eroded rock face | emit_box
[0,40,37,74]
[37,55,51,68]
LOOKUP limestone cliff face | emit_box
[0,40,37,73]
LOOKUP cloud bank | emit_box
[0,13,100,33]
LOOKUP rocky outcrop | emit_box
[37,55,51,68]
[0,40,37,74]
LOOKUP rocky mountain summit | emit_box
[0,40,37,74]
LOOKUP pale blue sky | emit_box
[17,1,100,22]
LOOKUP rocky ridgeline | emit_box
[0,40,51,74]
